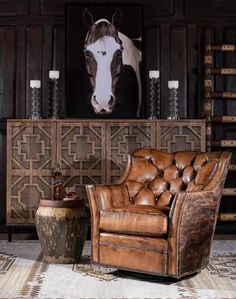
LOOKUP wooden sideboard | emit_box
[6,119,206,226]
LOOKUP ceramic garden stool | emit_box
[35,199,88,263]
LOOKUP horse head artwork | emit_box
[82,8,142,117]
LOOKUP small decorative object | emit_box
[167,80,179,120]
[53,164,63,200]
[29,80,41,119]
[49,70,60,119]
[148,70,160,119]
[64,186,77,201]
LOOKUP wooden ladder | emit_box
[204,42,236,222]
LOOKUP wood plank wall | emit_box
[1,0,236,228]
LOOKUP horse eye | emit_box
[115,49,123,57]
[84,49,90,56]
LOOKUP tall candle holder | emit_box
[167,80,179,120]
[29,80,42,119]
[49,70,60,119]
[148,70,160,119]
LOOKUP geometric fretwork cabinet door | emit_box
[106,120,156,183]
[7,120,56,225]
[156,120,205,152]
[56,121,107,204]
[204,36,236,222]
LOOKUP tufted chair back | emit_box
[116,148,227,207]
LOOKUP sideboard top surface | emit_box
[6,118,206,123]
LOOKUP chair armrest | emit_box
[168,190,219,277]
[85,183,130,263]
[86,184,130,211]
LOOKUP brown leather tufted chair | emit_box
[86,148,231,278]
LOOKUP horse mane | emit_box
[118,31,142,116]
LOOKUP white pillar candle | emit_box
[149,70,160,79]
[49,70,60,79]
[30,80,41,88]
[168,80,179,89]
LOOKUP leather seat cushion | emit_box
[100,205,168,237]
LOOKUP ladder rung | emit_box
[211,140,236,147]
[211,116,236,122]
[212,92,236,99]
[212,68,236,75]
[223,188,236,196]
[218,213,236,221]
[207,44,236,51]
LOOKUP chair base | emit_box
[116,269,198,283]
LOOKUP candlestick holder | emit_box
[148,70,160,119]
[167,80,179,120]
[29,80,42,119]
[49,70,60,119]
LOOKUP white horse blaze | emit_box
[87,36,120,113]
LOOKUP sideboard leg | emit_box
[7,227,12,242]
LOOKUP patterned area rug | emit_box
[0,240,235,299]
[0,253,15,274]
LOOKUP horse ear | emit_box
[83,8,94,29]
[111,9,123,29]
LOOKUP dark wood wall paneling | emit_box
[0,0,29,16]
[0,27,15,118]
[0,122,6,224]
[1,0,236,229]
[185,0,236,16]
[26,26,43,117]
[41,0,173,17]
